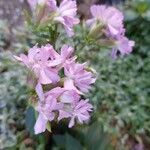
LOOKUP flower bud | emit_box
[88,22,104,39]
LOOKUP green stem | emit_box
[48,24,58,49]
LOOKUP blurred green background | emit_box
[0,0,150,150]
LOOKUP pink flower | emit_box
[34,84,63,134]
[59,98,93,128]
[60,45,74,63]
[86,4,135,58]
[15,41,96,133]
[27,0,79,36]
[14,44,76,84]
[87,5,124,36]
[48,0,80,37]
[34,98,58,134]
[46,44,75,70]
[69,99,93,128]
[57,45,75,69]
[46,86,93,128]
[45,87,79,104]
[14,44,60,84]
[111,36,135,58]
[35,84,93,130]
[64,62,96,93]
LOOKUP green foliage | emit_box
[124,0,150,56]
[0,52,45,150]
[0,52,28,149]
[53,122,113,150]
[84,122,113,150]
[54,133,82,150]
[68,0,150,148]
[25,106,36,135]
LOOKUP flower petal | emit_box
[34,114,47,134]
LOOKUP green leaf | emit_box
[25,106,36,134]
[46,122,52,132]
[53,135,66,147]
[85,122,112,150]
[136,1,149,14]
[125,10,138,21]
[65,133,82,150]
[53,133,82,150]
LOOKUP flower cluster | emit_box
[27,0,79,37]
[86,5,135,58]
[15,1,135,135]
[15,44,96,134]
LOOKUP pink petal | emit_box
[35,83,44,102]
[58,110,71,121]
[39,69,53,84]
[47,0,57,11]
[108,24,119,35]
[68,116,75,128]
[34,114,47,134]
[61,45,74,59]
[14,54,29,67]
[64,78,83,95]
[27,0,37,10]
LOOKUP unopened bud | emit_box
[88,22,104,39]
